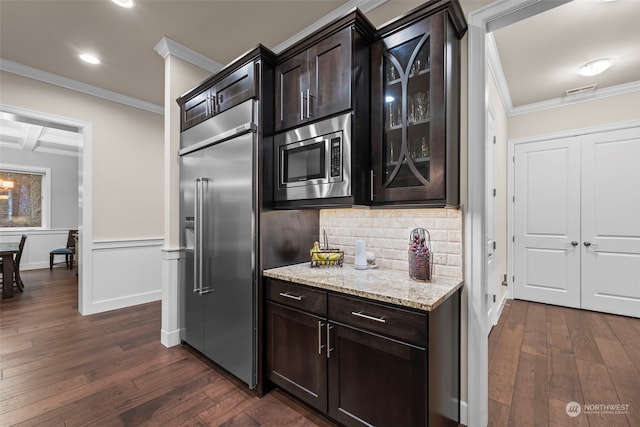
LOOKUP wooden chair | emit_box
[0,234,27,292]
[50,230,77,270]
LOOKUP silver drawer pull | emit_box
[351,311,386,323]
[279,292,303,301]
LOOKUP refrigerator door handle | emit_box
[194,178,203,294]
[198,177,213,295]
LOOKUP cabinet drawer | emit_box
[329,294,427,346]
[266,279,327,316]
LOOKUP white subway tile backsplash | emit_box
[320,208,462,278]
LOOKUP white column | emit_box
[154,37,221,347]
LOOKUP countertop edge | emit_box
[263,267,463,312]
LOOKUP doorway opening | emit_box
[0,104,92,314]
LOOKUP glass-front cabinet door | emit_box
[372,11,462,207]
[383,33,432,190]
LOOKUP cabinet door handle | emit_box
[318,321,325,355]
[300,91,305,121]
[370,170,374,201]
[279,292,303,301]
[306,88,313,119]
[326,324,334,359]
[351,311,386,323]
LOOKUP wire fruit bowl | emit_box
[310,231,344,267]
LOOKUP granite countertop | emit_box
[263,263,463,312]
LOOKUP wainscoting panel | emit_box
[0,230,71,270]
[88,238,163,314]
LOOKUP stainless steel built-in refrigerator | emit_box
[179,98,318,388]
[179,99,258,386]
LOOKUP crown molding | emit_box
[0,58,164,115]
[272,0,388,53]
[509,80,640,116]
[154,37,223,74]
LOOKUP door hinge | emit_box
[512,235,515,242]
[512,195,515,203]
[512,155,515,163]
[512,275,515,283]
[493,241,496,250]
[493,294,496,303]
[493,136,496,144]
[493,188,497,197]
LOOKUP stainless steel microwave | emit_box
[274,112,352,202]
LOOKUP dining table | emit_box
[1,242,21,299]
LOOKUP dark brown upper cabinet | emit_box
[178,53,262,131]
[371,0,467,207]
[275,12,374,132]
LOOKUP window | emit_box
[0,166,50,229]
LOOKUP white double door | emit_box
[514,126,640,317]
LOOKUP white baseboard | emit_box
[496,290,509,325]
[161,328,182,348]
[83,290,162,315]
[460,400,468,426]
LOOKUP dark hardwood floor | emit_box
[4,270,638,426]
[489,299,640,427]
[0,268,335,426]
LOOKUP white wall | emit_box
[0,70,164,313]
[0,71,164,240]
[509,92,640,140]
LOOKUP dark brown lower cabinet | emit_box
[328,323,426,426]
[265,278,460,427]
[266,301,327,411]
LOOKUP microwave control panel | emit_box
[330,137,341,177]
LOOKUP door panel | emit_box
[266,302,327,411]
[327,323,426,427]
[486,110,497,328]
[275,54,306,131]
[180,150,206,352]
[203,133,256,386]
[514,138,581,307]
[214,61,255,115]
[310,27,351,120]
[581,128,640,317]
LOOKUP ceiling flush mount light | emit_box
[577,59,614,77]
[79,53,101,65]
[111,0,134,8]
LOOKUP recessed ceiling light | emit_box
[576,59,614,77]
[79,53,101,65]
[111,0,134,8]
